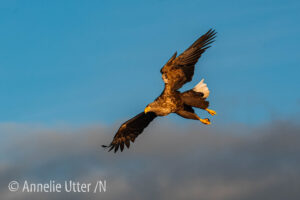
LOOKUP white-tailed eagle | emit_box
[103,29,217,152]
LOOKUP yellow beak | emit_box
[144,106,150,114]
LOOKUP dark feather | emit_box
[125,140,130,148]
[114,144,119,153]
[120,143,124,152]
[102,112,157,153]
[108,145,114,152]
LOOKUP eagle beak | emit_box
[144,106,150,114]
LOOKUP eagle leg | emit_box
[176,108,211,125]
[205,108,217,116]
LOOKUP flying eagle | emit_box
[102,29,217,153]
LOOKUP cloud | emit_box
[0,120,299,200]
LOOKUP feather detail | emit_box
[193,79,210,98]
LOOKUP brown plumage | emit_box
[102,29,217,153]
[180,90,209,109]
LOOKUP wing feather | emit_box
[160,29,216,90]
[102,112,157,153]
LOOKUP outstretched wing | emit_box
[161,29,216,90]
[102,112,157,153]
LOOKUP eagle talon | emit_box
[206,108,216,116]
[199,118,211,125]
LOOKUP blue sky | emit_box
[0,0,299,126]
[1,2,300,199]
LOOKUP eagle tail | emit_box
[193,79,210,98]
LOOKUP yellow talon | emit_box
[197,117,211,125]
[205,108,217,116]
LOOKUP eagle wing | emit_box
[160,29,216,90]
[102,112,157,153]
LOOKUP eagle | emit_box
[102,29,217,153]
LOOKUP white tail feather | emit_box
[193,79,210,98]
